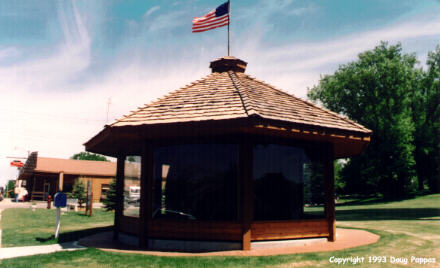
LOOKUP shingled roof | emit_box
[18,152,140,180]
[111,56,370,135]
[18,152,116,178]
[85,56,371,158]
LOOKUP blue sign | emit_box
[54,192,67,208]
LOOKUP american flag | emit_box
[192,2,229,33]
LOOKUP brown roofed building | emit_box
[85,56,372,251]
[18,152,116,202]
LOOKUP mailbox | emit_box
[54,192,67,208]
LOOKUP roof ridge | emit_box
[227,71,250,117]
[243,74,371,133]
[228,71,259,117]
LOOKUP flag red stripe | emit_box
[192,12,215,23]
[192,19,229,32]
[192,14,228,28]
[192,21,229,33]
[192,2,229,33]
[192,15,229,30]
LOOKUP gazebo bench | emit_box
[66,198,79,212]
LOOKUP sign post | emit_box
[86,181,93,217]
[54,192,66,239]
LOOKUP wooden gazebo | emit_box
[85,56,371,251]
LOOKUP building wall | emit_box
[29,174,59,201]
[26,173,113,202]
[78,176,114,202]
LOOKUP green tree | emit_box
[308,42,417,198]
[127,156,136,162]
[6,180,15,198]
[334,160,346,195]
[420,46,440,193]
[102,179,117,211]
[71,152,108,161]
[70,181,87,207]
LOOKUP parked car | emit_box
[124,186,140,206]
[152,208,196,220]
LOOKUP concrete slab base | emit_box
[118,232,241,252]
[117,233,330,252]
[251,237,327,250]
[79,228,380,256]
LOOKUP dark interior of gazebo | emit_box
[85,56,371,251]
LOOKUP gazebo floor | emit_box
[78,228,379,256]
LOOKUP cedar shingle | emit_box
[110,57,371,135]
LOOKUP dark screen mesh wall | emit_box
[153,144,237,221]
[253,144,325,221]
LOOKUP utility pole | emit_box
[106,98,112,124]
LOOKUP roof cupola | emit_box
[209,56,247,73]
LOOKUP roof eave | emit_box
[85,116,371,158]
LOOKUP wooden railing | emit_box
[31,191,44,201]
[119,217,329,242]
[251,219,328,240]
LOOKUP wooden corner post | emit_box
[239,141,253,250]
[58,172,64,192]
[324,143,336,241]
[114,155,125,241]
[139,143,153,249]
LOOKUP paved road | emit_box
[0,198,48,209]
[0,198,105,209]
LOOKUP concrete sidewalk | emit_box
[0,241,86,259]
[0,203,87,260]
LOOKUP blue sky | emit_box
[1,0,440,186]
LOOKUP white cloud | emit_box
[0,1,90,93]
[147,10,186,32]
[236,13,440,96]
[0,47,21,60]
[1,2,439,187]
[0,1,93,185]
[144,5,160,18]
[236,0,316,24]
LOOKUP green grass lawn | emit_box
[1,194,439,267]
[1,208,114,247]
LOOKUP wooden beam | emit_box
[31,176,36,201]
[324,144,336,241]
[239,141,253,250]
[58,172,64,192]
[114,155,125,241]
[139,143,153,249]
[251,219,329,240]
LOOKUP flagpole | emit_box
[227,0,230,56]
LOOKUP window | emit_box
[253,144,325,221]
[153,144,237,221]
[123,156,141,217]
[63,183,73,193]
[100,184,110,202]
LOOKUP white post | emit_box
[55,207,61,238]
